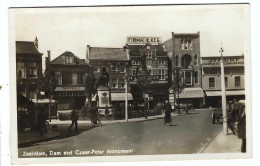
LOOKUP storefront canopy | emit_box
[205,90,245,97]
[31,99,57,104]
[179,88,204,99]
[87,93,133,102]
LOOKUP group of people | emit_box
[226,99,246,153]
[68,106,102,132]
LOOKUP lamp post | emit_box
[35,88,39,124]
[124,69,128,122]
[219,47,228,135]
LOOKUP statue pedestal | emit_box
[97,85,113,115]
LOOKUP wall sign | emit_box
[127,36,162,44]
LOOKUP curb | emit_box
[18,132,60,148]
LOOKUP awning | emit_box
[179,88,204,99]
[111,93,133,101]
[86,93,133,102]
[31,99,57,104]
[205,90,245,97]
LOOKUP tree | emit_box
[84,66,96,109]
[135,51,153,119]
[172,67,185,114]
[39,66,57,121]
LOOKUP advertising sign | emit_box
[127,36,162,44]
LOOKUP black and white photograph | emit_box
[8,4,251,164]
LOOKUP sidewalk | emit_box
[48,112,180,125]
[201,130,242,153]
[18,131,60,147]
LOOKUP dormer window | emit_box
[65,56,74,64]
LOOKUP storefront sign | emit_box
[127,36,162,44]
[55,87,85,91]
[202,57,244,67]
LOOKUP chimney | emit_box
[34,37,38,48]
[47,50,51,62]
[86,45,90,63]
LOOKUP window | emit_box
[120,66,126,73]
[159,69,165,80]
[158,60,165,65]
[235,76,241,87]
[111,64,117,71]
[120,79,125,89]
[72,73,77,85]
[28,63,37,78]
[175,55,179,66]
[194,55,198,66]
[132,69,136,75]
[17,62,26,78]
[132,60,139,65]
[146,50,153,58]
[29,90,37,99]
[209,77,215,88]
[55,72,62,85]
[111,79,118,88]
[194,71,198,84]
[181,39,192,50]
[184,71,192,85]
[65,56,74,64]
[225,77,228,88]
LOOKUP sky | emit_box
[14,4,249,69]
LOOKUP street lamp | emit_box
[123,71,128,122]
[219,47,228,135]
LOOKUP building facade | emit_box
[201,55,245,107]
[86,45,132,108]
[16,37,43,99]
[164,32,204,108]
[47,51,88,110]
[126,36,169,104]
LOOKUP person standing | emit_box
[164,100,172,125]
[238,105,246,153]
[68,109,78,131]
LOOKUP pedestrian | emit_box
[164,100,172,125]
[227,100,237,134]
[68,109,78,131]
[237,105,246,153]
[96,106,102,126]
[185,103,189,114]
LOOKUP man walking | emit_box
[68,109,78,131]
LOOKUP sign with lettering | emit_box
[202,57,244,67]
[127,36,162,44]
[55,87,85,91]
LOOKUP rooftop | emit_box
[16,41,42,55]
[89,47,128,61]
[50,51,87,65]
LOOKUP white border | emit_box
[1,0,260,166]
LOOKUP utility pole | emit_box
[124,71,128,122]
[220,46,228,135]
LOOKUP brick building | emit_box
[16,37,43,99]
[126,36,169,104]
[201,55,245,107]
[47,51,88,110]
[164,32,204,108]
[86,45,132,108]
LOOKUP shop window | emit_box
[235,76,241,87]
[111,79,118,89]
[55,72,62,85]
[17,62,26,78]
[175,55,179,66]
[159,69,165,80]
[72,73,77,85]
[209,77,215,88]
